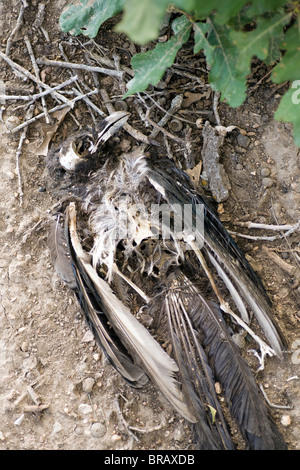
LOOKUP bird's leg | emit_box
[187,239,276,370]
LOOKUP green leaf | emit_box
[174,0,249,23]
[193,22,214,59]
[59,0,124,38]
[246,0,288,17]
[272,21,300,83]
[124,16,192,97]
[265,33,283,65]
[275,86,300,146]
[206,21,247,107]
[194,20,247,107]
[174,0,215,19]
[207,405,217,424]
[115,0,170,44]
[173,0,201,13]
[231,13,291,77]
[214,0,250,24]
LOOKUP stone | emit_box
[52,422,63,434]
[82,377,95,394]
[261,177,273,188]
[281,415,291,426]
[78,403,93,415]
[260,167,271,177]
[91,422,106,438]
[237,134,250,148]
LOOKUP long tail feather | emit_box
[162,283,235,449]
[48,214,148,387]
[66,202,196,422]
[159,270,287,449]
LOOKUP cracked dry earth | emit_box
[0,0,299,451]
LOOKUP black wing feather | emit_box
[146,160,287,357]
[154,270,287,450]
[48,215,149,388]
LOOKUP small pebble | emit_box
[20,341,29,352]
[7,171,15,180]
[261,177,273,188]
[52,422,63,434]
[237,134,250,148]
[158,35,168,43]
[82,377,95,394]
[82,330,94,342]
[91,422,106,438]
[173,428,184,442]
[74,425,84,436]
[78,403,93,415]
[281,415,291,427]
[38,186,46,193]
[196,117,203,129]
[260,168,270,177]
[278,287,289,299]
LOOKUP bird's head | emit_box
[58,111,130,172]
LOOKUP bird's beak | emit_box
[90,111,130,154]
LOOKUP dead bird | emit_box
[47,112,288,450]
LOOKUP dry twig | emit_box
[15,104,34,205]
[72,87,106,118]
[24,34,51,123]
[128,422,164,434]
[213,91,221,126]
[0,51,71,106]
[33,2,46,29]
[259,384,293,410]
[37,56,124,79]
[0,75,78,102]
[5,0,28,55]
[23,404,49,413]
[9,89,98,134]
[229,220,300,241]
[114,395,138,444]
[262,246,297,276]
[233,221,300,231]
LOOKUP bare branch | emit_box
[37,56,124,79]
[9,89,98,134]
[0,51,72,106]
[0,75,78,102]
[5,0,28,55]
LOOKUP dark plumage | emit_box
[47,113,287,450]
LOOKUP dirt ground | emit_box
[0,0,299,451]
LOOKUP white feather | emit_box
[68,202,196,422]
[207,252,250,323]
